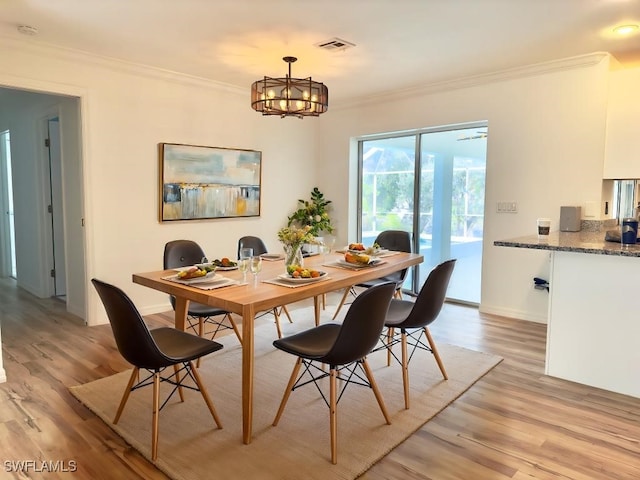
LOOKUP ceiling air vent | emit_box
[315,38,356,52]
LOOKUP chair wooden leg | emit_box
[402,332,410,409]
[361,359,391,424]
[114,367,139,424]
[330,367,338,465]
[332,288,351,320]
[272,308,283,339]
[189,361,223,428]
[196,319,205,367]
[228,314,243,346]
[174,364,185,402]
[281,305,293,323]
[424,327,448,380]
[386,328,394,367]
[273,358,303,426]
[151,371,160,460]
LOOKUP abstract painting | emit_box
[159,143,261,221]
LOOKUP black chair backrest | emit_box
[322,282,396,366]
[238,236,267,258]
[164,240,206,269]
[402,259,456,329]
[163,240,207,311]
[92,279,170,370]
[375,230,411,253]
[375,230,412,284]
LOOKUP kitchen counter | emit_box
[495,228,640,399]
[494,230,640,257]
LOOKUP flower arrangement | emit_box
[287,187,334,237]
[277,225,317,267]
[277,225,316,248]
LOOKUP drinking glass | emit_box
[239,248,253,283]
[250,256,263,285]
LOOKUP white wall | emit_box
[317,54,611,322]
[0,39,624,328]
[0,38,319,326]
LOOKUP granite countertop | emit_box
[494,230,640,257]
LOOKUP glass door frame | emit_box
[356,121,487,298]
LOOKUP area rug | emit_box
[70,305,502,480]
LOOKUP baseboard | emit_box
[137,301,172,316]
[479,304,547,324]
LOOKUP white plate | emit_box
[169,271,216,284]
[260,254,284,261]
[277,271,328,283]
[336,258,382,269]
[215,265,238,271]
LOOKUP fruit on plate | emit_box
[364,242,382,255]
[348,242,365,251]
[212,258,237,268]
[344,252,371,264]
[286,265,321,278]
[177,266,208,279]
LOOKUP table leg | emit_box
[174,297,190,331]
[242,304,256,444]
[314,295,321,326]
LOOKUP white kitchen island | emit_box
[496,231,640,399]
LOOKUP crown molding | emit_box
[332,52,612,111]
[0,34,246,97]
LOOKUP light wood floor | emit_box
[1,278,639,479]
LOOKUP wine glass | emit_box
[238,248,253,283]
[250,256,263,285]
[322,236,336,261]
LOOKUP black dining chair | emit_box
[91,278,224,460]
[333,230,412,320]
[237,235,293,338]
[164,240,242,344]
[272,281,396,464]
[380,258,456,409]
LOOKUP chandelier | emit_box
[251,56,328,118]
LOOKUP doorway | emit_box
[358,123,487,304]
[0,87,85,319]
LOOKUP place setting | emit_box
[162,262,245,290]
[262,265,331,288]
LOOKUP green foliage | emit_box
[287,187,334,236]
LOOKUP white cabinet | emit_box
[603,67,640,179]
[547,251,640,398]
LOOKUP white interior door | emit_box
[47,118,66,297]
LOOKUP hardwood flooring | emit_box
[0,278,639,479]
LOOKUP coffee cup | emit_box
[537,218,551,237]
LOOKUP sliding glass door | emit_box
[359,124,487,303]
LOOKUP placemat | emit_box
[161,274,244,290]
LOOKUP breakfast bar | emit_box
[495,231,640,399]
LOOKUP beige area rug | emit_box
[70,305,502,480]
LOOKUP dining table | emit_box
[132,250,423,444]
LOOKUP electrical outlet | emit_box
[496,201,518,213]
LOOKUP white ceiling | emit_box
[2,0,640,104]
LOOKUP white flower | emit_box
[314,215,322,223]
